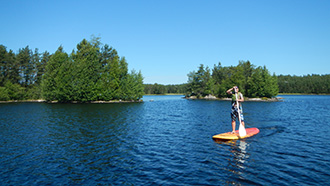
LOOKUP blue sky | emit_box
[1,0,329,84]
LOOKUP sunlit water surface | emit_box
[1,95,329,185]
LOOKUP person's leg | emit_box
[231,109,237,133]
[231,120,236,133]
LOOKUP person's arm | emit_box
[238,93,244,102]
[226,87,234,95]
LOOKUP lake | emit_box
[1,95,330,185]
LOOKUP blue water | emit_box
[1,95,330,185]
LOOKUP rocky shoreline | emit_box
[0,96,283,103]
[184,95,283,102]
[0,99,143,104]
[0,99,46,103]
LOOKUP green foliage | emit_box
[144,83,187,95]
[42,46,71,101]
[212,63,231,98]
[2,39,329,102]
[17,46,34,87]
[247,67,264,97]
[0,81,26,100]
[278,74,330,94]
[0,44,50,101]
[0,45,7,86]
[40,38,144,102]
[0,45,20,86]
[186,64,214,98]
[0,37,144,102]
[0,87,9,101]
[129,70,144,100]
[246,66,279,98]
[71,39,101,102]
[107,56,121,100]
[26,85,42,100]
[186,61,279,98]
[35,51,50,85]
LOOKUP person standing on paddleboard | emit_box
[226,86,245,134]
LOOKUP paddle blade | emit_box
[239,123,247,137]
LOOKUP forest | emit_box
[144,64,330,96]
[144,73,330,96]
[144,83,187,95]
[0,38,144,102]
[1,40,328,101]
[277,74,330,94]
[185,61,279,98]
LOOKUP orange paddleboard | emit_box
[212,128,259,141]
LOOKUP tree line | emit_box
[144,73,330,96]
[0,38,144,102]
[277,74,330,94]
[144,83,187,94]
[186,61,279,98]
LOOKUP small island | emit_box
[0,38,144,103]
[183,61,279,101]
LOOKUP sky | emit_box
[1,0,329,84]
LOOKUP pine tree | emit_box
[228,65,245,94]
[96,45,118,100]
[71,39,101,102]
[186,64,214,97]
[17,46,33,87]
[212,63,231,98]
[247,67,263,97]
[41,46,70,101]
[238,60,254,95]
[35,51,50,85]
[108,56,121,100]
[130,70,144,100]
[0,45,7,86]
[6,50,19,85]
[262,67,279,97]
[54,56,73,102]
[118,57,129,99]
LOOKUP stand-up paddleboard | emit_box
[213,128,259,141]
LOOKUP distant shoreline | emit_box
[0,99,143,104]
[1,94,329,103]
[278,93,330,95]
[184,93,329,102]
[144,93,183,96]
[184,96,282,102]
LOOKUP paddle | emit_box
[235,91,246,137]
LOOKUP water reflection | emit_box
[215,139,250,184]
[37,103,145,185]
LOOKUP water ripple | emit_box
[1,96,330,185]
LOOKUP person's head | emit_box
[234,86,239,92]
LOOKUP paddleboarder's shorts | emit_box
[231,106,244,121]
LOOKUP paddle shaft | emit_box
[235,91,246,136]
[235,92,242,125]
